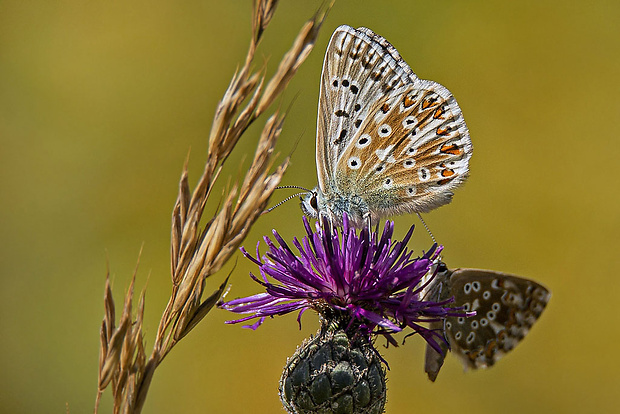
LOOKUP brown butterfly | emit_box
[424,262,551,381]
[301,25,473,227]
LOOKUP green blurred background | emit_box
[1,1,619,413]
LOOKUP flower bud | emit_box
[280,319,386,414]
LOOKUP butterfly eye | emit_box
[437,262,448,273]
[310,195,318,211]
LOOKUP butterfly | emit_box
[300,25,473,228]
[423,262,551,381]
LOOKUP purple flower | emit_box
[219,215,467,353]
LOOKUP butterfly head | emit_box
[300,189,320,219]
[423,261,452,302]
[301,187,373,228]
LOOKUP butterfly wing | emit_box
[424,267,551,381]
[317,25,413,191]
[317,25,472,218]
[423,266,452,382]
[424,320,449,382]
[335,85,471,218]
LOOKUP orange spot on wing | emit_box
[485,340,498,359]
[440,143,462,155]
[505,309,517,330]
[422,97,438,109]
[436,127,450,136]
[437,166,455,185]
[433,107,445,119]
[403,95,415,107]
[381,103,390,113]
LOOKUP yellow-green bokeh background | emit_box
[2,1,619,412]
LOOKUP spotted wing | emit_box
[426,268,551,380]
[324,27,472,218]
[335,85,471,218]
[316,25,422,192]
[423,266,452,382]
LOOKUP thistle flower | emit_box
[220,215,468,414]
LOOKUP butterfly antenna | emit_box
[275,185,313,193]
[262,191,308,215]
[416,213,437,245]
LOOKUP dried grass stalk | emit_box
[94,1,331,413]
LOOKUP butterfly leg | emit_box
[318,211,335,233]
[363,212,372,235]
